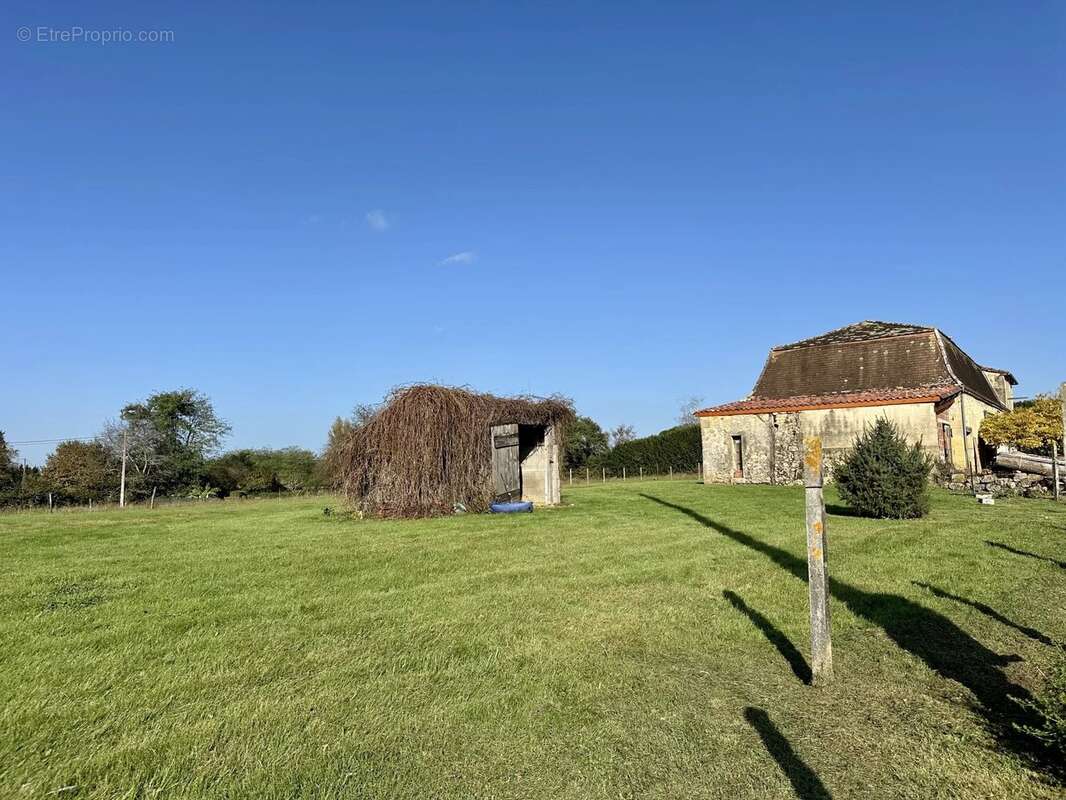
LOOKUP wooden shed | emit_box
[332,385,572,517]
[490,423,562,505]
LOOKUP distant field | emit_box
[1,483,1064,799]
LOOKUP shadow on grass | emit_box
[724,590,811,683]
[914,582,1057,647]
[745,707,832,799]
[640,493,1055,776]
[824,503,859,518]
[985,540,1066,570]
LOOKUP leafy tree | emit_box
[563,416,609,470]
[205,448,322,497]
[319,404,382,487]
[835,418,933,519]
[42,441,117,504]
[980,395,1063,456]
[319,416,356,488]
[610,424,636,448]
[0,431,16,472]
[261,448,319,492]
[101,389,230,496]
[0,431,16,491]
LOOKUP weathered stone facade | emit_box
[700,401,946,484]
[697,321,1014,485]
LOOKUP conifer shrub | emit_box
[834,418,933,519]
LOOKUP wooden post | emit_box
[623,467,626,481]
[669,466,673,480]
[586,467,589,485]
[639,466,643,481]
[89,499,92,512]
[803,436,833,685]
[602,467,606,483]
[48,492,53,512]
[569,468,573,486]
[150,486,157,510]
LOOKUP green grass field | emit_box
[2,482,1064,799]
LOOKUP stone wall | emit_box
[942,469,1061,498]
[701,401,940,485]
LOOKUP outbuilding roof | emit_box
[697,385,961,416]
[698,321,1009,417]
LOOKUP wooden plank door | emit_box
[491,424,520,501]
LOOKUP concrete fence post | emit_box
[804,436,833,685]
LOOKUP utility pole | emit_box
[119,429,128,508]
[804,437,833,685]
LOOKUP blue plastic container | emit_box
[490,501,534,514]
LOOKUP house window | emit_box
[732,435,744,478]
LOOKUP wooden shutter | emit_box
[491,424,520,501]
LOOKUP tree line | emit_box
[0,389,326,509]
[1,391,709,509]
[563,397,704,474]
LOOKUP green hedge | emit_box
[590,424,701,474]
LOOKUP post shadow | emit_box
[744,707,832,800]
[824,503,859,518]
[723,590,811,683]
[639,493,1054,775]
[913,582,1057,647]
[985,540,1066,570]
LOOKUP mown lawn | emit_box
[1,482,1064,799]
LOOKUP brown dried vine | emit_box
[328,384,574,518]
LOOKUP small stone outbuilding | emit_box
[697,321,1016,484]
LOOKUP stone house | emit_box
[697,321,1016,484]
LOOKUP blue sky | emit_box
[3,2,1063,464]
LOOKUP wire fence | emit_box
[0,490,336,516]
[563,465,704,487]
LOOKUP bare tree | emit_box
[610,424,636,447]
[98,418,163,494]
[677,395,705,427]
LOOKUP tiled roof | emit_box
[774,320,933,351]
[753,328,949,400]
[696,385,962,417]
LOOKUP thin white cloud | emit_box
[439,250,476,266]
[365,209,390,232]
